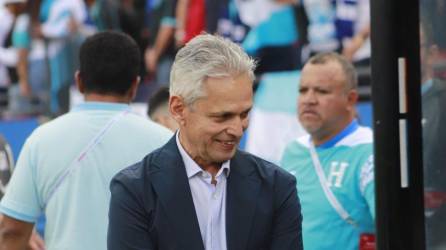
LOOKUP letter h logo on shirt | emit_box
[327,161,349,188]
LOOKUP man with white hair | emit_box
[108,34,303,250]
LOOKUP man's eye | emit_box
[316,89,329,94]
[212,115,229,121]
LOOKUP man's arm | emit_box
[108,172,155,250]
[17,48,31,97]
[270,172,303,250]
[145,0,177,74]
[0,214,34,250]
[145,24,175,73]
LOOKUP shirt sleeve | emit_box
[0,137,43,223]
[160,0,177,27]
[269,169,303,250]
[108,166,155,250]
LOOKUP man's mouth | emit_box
[217,140,236,145]
[301,110,318,116]
[216,139,237,150]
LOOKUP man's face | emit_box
[174,73,253,166]
[298,61,356,142]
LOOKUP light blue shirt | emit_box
[0,102,172,250]
[176,132,229,250]
[281,123,374,250]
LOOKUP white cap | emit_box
[3,0,26,5]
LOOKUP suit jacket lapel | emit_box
[226,151,261,250]
[150,137,204,250]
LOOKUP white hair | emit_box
[170,34,256,105]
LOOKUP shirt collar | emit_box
[175,131,230,179]
[314,119,359,149]
[71,101,131,112]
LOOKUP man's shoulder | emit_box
[282,135,311,157]
[112,140,174,184]
[25,113,73,142]
[336,126,373,148]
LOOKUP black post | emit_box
[371,0,425,249]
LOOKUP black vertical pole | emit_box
[371,0,425,249]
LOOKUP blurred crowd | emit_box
[0,0,372,119]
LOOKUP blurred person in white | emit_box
[147,86,179,132]
[0,31,172,250]
[280,52,375,250]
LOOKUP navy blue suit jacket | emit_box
[108,136,303,250]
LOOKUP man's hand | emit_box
[145,48,159,74]
[28,229,45,250]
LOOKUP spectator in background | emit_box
[174,0,205,47]
[281,52,375,250]
[108,34,303,250]
[4,0,51,117]
[335,0,370,64]
[33,0,87,115]
[0,1,16,114]
[0,134,14,246]
[0,134,14,200]
[147,86,178,132]
[0,31,172,250]
[303,0,370,63]
[84,0,120,32]
[237,0,302,74]
[419,19,446,249]
[144,0,177,87]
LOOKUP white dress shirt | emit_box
[176,132,229,250]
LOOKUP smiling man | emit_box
[280,52,375,250]
[107,34,303,250]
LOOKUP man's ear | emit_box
[75,71,84,94]
[347,89,359,111]
[128,76,140,101]
[169,95,186,126]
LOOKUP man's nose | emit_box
[227,116,245,138]
[300,90,317,104]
